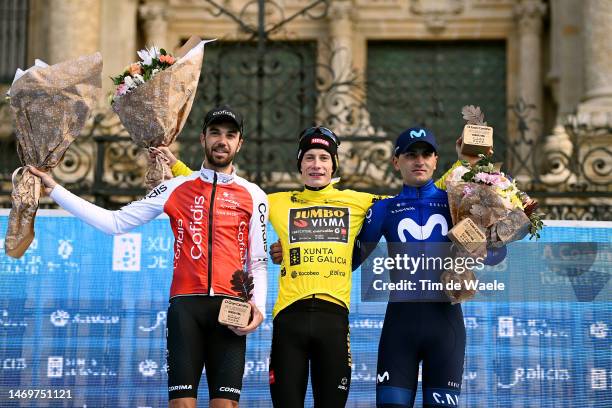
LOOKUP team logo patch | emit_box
[289,206,350,244]
[397,214,448,241]
[289,248,301,266]
[409,129,426,139]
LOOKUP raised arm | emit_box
[149,147,193,177]
[29,166,169,235]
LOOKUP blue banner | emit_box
[0,212,610,407]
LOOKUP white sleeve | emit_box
[49,183,171,235]
[247,187,269,318]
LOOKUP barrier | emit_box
[0,211,610,407]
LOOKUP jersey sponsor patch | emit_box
[289,247,301,266]
[289,206,350,243]
[397,213,448,241]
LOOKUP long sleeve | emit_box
[353,199,387,271]
[247,187,269,317]
[171,160,193,177]
[50,183,169,235]
[435,160,462,191]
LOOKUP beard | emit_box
[204,142,237,168]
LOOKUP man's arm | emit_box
[247,188,269,317]
[171,161,193,177]
[150,147,193,177]
[29,166,168,235]
[230,183,269,336]
[435,160,462,191]
[435,135,495,191]
[352,200,386,271]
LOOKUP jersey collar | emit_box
[199,164,235,185]
[300,177,340,199]
[400,179,437,198]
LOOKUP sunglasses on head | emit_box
[299,126,340,146]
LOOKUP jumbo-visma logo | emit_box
[289,206,350,244]
[397,214,448,241]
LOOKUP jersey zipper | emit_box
[417,186,424,240]
[207,172,218,295]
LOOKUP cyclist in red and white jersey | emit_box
[29,106,268,408]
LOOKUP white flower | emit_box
[133,74,145,85]
[123,75,136,89]
[449,166,470,182]
[149,46,161,59]
[137,46,161,66]
[151,68,160,77]
[136,49,152,66]
[496,178,512,190]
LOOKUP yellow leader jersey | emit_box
[268,183,380,317]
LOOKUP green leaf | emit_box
[160,48,167,56]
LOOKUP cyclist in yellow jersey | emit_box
[157,126,459,408]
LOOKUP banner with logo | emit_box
[0,212,610,407]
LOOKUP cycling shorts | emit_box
[166,296,246,401]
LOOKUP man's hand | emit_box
[270,240,283,265]
[228,301,263,336]
[27,166,57,195]
[149,146,178,167]
[455,135,494,167]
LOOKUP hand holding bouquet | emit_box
[446,155,542,246]
[441,106,543,303]
[111,37,213,190]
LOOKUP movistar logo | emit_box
[397,214,448,241]
[409,129,426,139]
[377,371,390,383]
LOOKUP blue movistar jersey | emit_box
[359,179,451,244]
[354,179,452,302]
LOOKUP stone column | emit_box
[566,0,612,190]
[577,0,612,116]
[323,0,378,137]
[512,0,546,187]
[43,0,102,188]
[540,0,582,187]
[139,0,169,48]
[322,0,389,186]
[321,0,357,133]
[47,0,101,64]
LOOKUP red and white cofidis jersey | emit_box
[50,166,269,314]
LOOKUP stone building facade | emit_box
[0,0,610,219]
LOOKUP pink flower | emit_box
[474,172,503,185]
[115,83,128,96]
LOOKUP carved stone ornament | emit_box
[410,0,465,33]
[513,0,547,33]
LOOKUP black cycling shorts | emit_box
[376,302,466,408]
[269,297,352,407]
[166,296,246,401]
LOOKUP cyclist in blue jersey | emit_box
[353,128,499,408]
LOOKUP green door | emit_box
[366,41,507,176]
[180,41,318,187]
